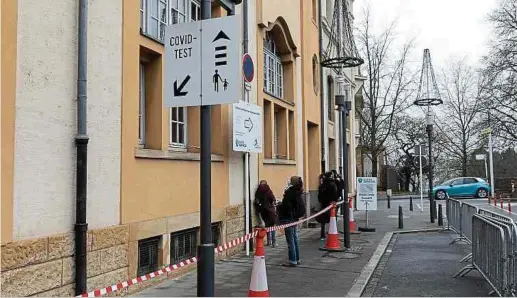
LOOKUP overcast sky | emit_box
[354,0,499,69]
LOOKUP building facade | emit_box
[1,0,361,296]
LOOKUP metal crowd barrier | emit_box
[454,210,517,297]
[447,198,470,244]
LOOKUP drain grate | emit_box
[323,251,360,259]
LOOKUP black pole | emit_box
[198,0,214,296]
[438,204,443,226]
[337,95,350,249]
[427,124,435,223]
[74,0,88,295]
[409,196,413,211]
[318,0,326,174]
[387,195,391,209]
[398,206,404,229]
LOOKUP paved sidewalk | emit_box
[134,200,442,297]
[363,231,491,297]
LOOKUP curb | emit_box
[345,228,445,297]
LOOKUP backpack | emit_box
[293,193,307,219]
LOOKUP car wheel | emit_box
[476,188,488,199]
[436,190,446,200]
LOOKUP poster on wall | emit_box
[232,101,262,153]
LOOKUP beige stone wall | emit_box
[0,205,252,297]
[1,225,129,297]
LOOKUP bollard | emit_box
[500,195,503,208]
[438,204,444,226]
[494,195,497,206]
[387,195,391,209]
[488,196,491,204]
[398,206,404,229]
[509,200,512,213]
[409,196,413,211]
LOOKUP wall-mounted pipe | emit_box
[74,0,89,295]
[318,0,326,174]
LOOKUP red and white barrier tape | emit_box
[79,200,344,297]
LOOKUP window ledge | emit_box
[135,148,224,162]
[140,30,165,45]
[263,159,296,165]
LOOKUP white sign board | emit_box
[475,154,486,160]
[233,102,262,153]
[356,177,378,211]
[164,15,241,107]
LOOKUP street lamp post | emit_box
[336,79,351,249]
[426,110,435,222]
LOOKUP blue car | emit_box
[432,177,491,200]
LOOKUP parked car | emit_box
[432,177,491,200]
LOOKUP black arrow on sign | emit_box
[173,75,191,97]
[244,117,253,132]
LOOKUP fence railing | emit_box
[447,198,517,297]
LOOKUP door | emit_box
[460,177,478,196]
[447,178,464,196]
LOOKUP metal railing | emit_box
[452,207,517,297]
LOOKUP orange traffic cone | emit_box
[249,228,269,297]
[348,197,360,234]
[320,203,345,251]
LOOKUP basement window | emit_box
[212,222,221,247]
[137,236,160,276]
[171,228,198,264]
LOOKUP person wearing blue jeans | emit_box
[278,176,304,267]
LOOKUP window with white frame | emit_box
[139,63,146,145]
[169,107,186,148]
[263,32,284,98]
[140,0,200,41]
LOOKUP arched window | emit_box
[263,32,284,98]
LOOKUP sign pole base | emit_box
[358,209,376,232]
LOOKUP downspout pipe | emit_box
[75,0,89,295]
[318,0,326,174]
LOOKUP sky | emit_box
[353,0,499,69]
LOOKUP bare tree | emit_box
[356,6,417,177]
[435,58,484,177]
[479,0,517,145]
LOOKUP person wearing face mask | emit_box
[253,180,279,247]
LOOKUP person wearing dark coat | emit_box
[254,180,278,247]
[317,171,339,239]
[278,176,304,267]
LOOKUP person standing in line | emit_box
[278,176,305,267]
[317,172,339,240]
[253,180,279,247]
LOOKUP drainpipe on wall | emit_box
[318,0,326,174]
[75,0,89,295]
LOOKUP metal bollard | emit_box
[438,204,443,226]
[494,195,497,206]
[387,195,391,209]
[398,206,404,229]
[508,200,512,212]
[488,196,491,204]
[433,200,437,220]
[500,196,503,208]
[409,196,413,211]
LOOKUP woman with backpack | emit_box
[317,171,339,239]
[278,176,305,267]
[254,180,278,247]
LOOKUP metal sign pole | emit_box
[198,0,213,296]
[419,147,424,212]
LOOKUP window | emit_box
[140,0,200,41]
[170,228,197,265]
[169,107,187,148]
[327,76,334,121]
[263,32,284,98]
[464,178,477,184]
[211,223,221,247]
[137,236,160,276]
[451,179,464,186]
[139,63,146,145]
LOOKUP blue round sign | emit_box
[242,54,254,83]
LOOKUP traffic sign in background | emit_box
[356,177,378,211]
[242,53,254,83]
